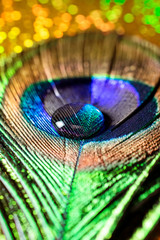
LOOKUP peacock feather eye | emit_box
[20,74,157,143]
[0,32,160,240]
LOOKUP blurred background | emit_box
[0,0,159,56]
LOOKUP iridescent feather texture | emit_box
[0,31,160,240]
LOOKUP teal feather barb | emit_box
[0,31,160,240]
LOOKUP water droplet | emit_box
[52,103,105,139]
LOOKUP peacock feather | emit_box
[0,31,160,240]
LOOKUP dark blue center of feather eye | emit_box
[20,76,158,142]
[51,103,105,139]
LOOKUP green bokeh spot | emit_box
[114,0,126,5]
[154,6,160,16]
[124,13,134,23]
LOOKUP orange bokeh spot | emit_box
[53,30,63,38]
[2,0,12,9]
[44,18,53,28]
[33,33,41,42]
[1,11,12,22]
[32,4,48,17]
[75,15,85,23]
[59,22,68,32]
[11,11,22,21]
[0,18,5,27]
[99,22,113,32]
[61,13,72,23]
